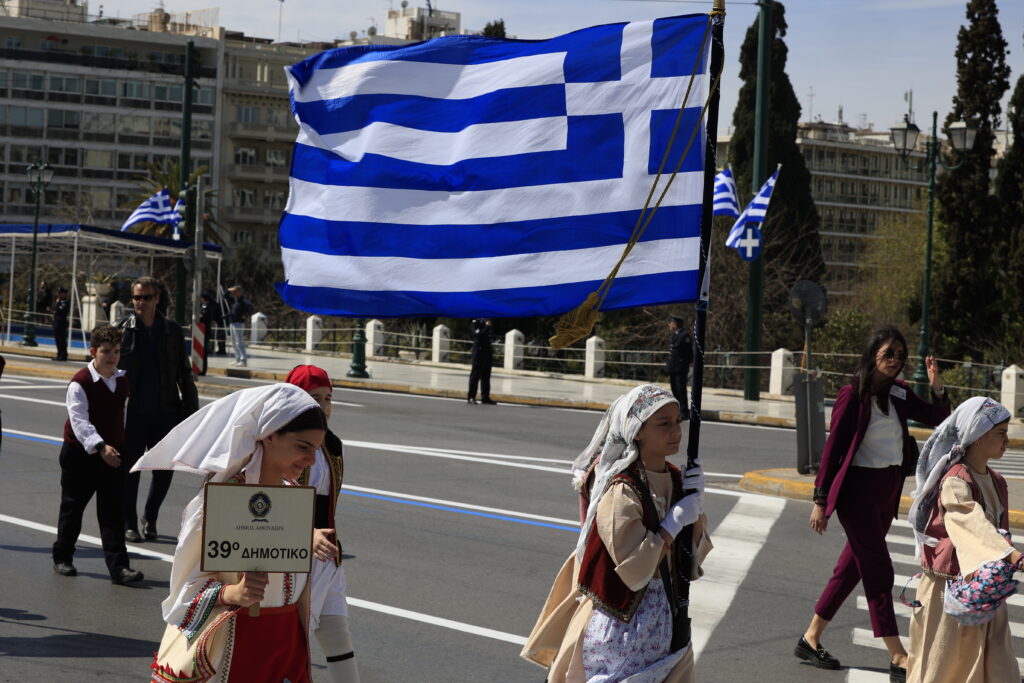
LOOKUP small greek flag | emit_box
[712,167,739,217]
[278,14,712,318]
[122,188,182,232]
[725,165,780,248]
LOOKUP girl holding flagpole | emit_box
[133,383,326,683]
[797,327,949,681]
[521,383,711,682]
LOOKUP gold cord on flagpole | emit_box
[549,15,725,350]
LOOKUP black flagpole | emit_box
[676,0,725,651]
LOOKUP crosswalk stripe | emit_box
[854,595,1024,638]
[846,669,889,682]
[689,496,786,662]
[893,573,1024,609]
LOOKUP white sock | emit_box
[315,614,360,683]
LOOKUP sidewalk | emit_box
[6,339,1024,528]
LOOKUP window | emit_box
[123,81,150,99]
[88,187,112,209]
[47,109,80,129]
[263,190,286,210]
[83,112,115,133]
[197,87,215,105]
[47,147,78,166]
[12,71,44,90]
[84,150,114,168]
[4,37,21,49]
[9,106,44,127]
[40,38,59,51]
[119,115,150,135]
[117,153,150,170]
[263,232,278,249]
[234,147,257,165]
[10,145,43,163]
[83,44,125,59]
[233,230,254,245]
[85,78,118,96]
[50,76,82,93]
[236,106,260,124]
[232,188,256,208]
[266,107,286,127]
[192,119,213,140]
[266,149,288,167]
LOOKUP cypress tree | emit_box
[994,65,1024,348]
[933,0,1009,358]
[728,1,824,349]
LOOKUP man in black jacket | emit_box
[115,276,199,542]
[666,314,692,418]
[467,318,497,405]
[51,287,70,361]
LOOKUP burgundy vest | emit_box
[921,463,1009,578]
[576,462,683,622]
[63,367,130,450]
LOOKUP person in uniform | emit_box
[467,318,496,405]
[52,286,70,361]
[666,315,692,414]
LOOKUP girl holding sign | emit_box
[133,383,326,683]
[286,364,360,682]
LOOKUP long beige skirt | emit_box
[907,573,1019,683]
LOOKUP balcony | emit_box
[223,206,279,224]
[227,121,295,141]
[0,47,218,79]
[229,164,290,183]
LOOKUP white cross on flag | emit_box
[725,165,781,258]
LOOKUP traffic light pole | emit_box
[742,0,772,401]
[176,40,196,326]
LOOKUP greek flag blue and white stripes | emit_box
[121,188,182,232]
[712,167,739,217]
[725,165,780,248]
[277,14,712,318]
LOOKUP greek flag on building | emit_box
[725,165,780,248]
[278,14,713,318]
[122,188,182,232]
[712,167,739,217]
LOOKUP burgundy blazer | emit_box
[814,379,950,518]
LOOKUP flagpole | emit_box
[677,0,724,652]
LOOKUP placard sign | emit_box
[201,483,315,573]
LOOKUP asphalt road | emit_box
[2,367,1024,682]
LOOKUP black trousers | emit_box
[670,368,689,414]
[54,321,68,360]
[468,357,492,400]
[121,411,179,531]
[215,323,227,354]
[53,442,129,576]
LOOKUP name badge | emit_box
[890,385,907,401]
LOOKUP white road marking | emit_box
[0,393,65,406]
[690,495,786,661]
[0,384,72,390]
[846,671,889,682]
[0,512,526,645]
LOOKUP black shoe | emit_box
[467,397,477,404]
[794,636,841,670]
[111,567,144,585]
[481,399,498,405]
[890,661,906,683]
[53,562,77,576]
[141,519,157,541]
[124,529,142,543]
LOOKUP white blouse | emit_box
[851,398,903,468]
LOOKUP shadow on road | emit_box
[0,619,156,658]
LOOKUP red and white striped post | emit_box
[191,321,206,375]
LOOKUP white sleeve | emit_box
[66,382,103,453]
[162,494,228,635]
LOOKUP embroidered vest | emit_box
[63,367,129,449]
[921,463,1009,579]
[576,462,683,622]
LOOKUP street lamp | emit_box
[24,162,55,347]
[889,111,976,399]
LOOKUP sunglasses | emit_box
[132,294,155,302]
[881,347,908,363]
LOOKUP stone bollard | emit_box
[1001,365,1024,420]
[585,336,605,379]
[365,319,385,358]
[81,294,99,331]
[432,324,450,363]
[769,348,796,395]
[504,329,524,370]
[305,315,322,352]
[109,300,125,323]
[250,312,268,344]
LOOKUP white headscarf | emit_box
[571,383,678,561]
[131,383,319,482]
[908,396,1011,551]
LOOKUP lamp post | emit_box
[24,162,55,347]
[347,318,369,378]
[890,111,976,399]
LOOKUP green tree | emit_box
[994,60,1024,349]
[933,0,1010,359]
[728,1,825,351]
[482,19,506,39]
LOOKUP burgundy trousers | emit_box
[814,465,903,637]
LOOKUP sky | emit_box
[100,0,1024,135]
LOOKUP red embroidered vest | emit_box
[62,367,130,450]
[921,463,1009,579]
[576,461,682,622]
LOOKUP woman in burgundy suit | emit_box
[794,327,949,682]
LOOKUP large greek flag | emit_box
[278,15,711,318]
[122,188,181,232]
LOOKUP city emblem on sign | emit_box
[248,491,272,522]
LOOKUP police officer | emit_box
[467,318,497,405]
[666,314,692,417]
[52,286,70,361]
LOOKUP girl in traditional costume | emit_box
[521,383,711,682]
[133,383,326,683]
[905,396,1022,683]
[286,365,360,682]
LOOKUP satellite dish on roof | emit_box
[788,280,826,327]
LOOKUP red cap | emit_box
[285,364,332,392]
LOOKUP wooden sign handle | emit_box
[248,602,260,617]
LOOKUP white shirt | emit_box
[66,361,127,454]
[851,398,903,468]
